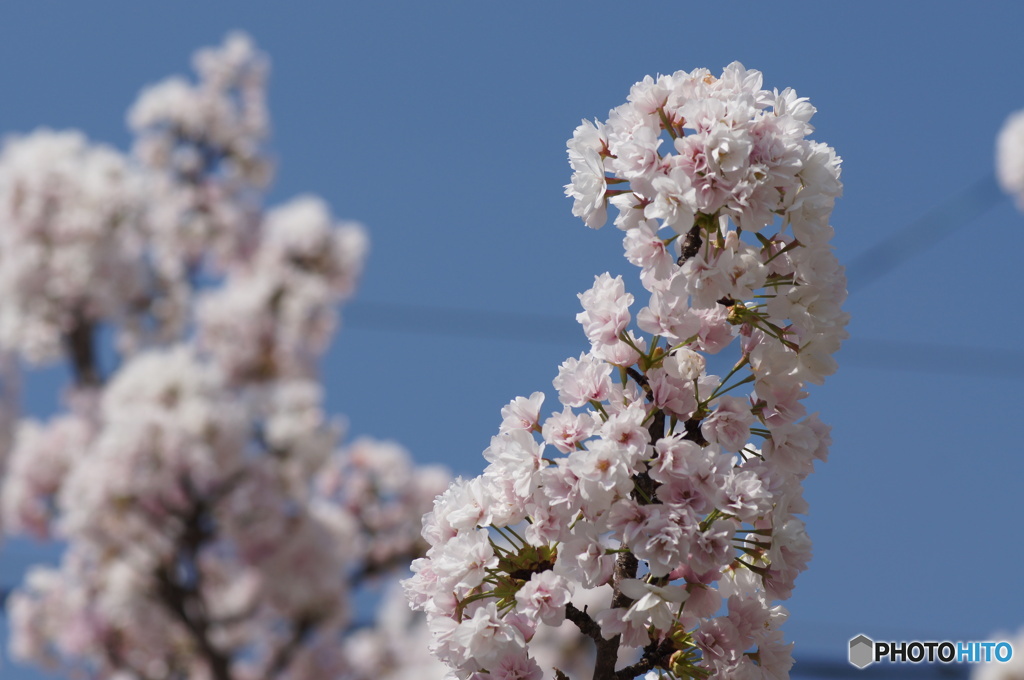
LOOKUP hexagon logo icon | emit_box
[849,634,874,669]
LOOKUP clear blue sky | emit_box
[1,3,1022,678]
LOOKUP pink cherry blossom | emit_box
[407,62,846,680]
[0,34,450,680]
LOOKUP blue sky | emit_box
[1,2,1023,678]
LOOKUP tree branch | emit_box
[152,492,232,680]
[266,615,317,678]
[565,602,602,642]
[677,222,703,265]
[155,566,233,680]
[625,367,651,395]
[62,307,101,388]
[614,638,675,679]
[592,552,639,680]
[682,416,707,445]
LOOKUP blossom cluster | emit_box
[405,63,847,680]
[0,130,146,364]
[997,109,1024,210]
[129,31,270,273]
[0,34,448,680]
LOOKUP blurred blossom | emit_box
[0,33,450,680]
[997,109,1024,210]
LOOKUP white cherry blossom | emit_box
[407,62,846,680]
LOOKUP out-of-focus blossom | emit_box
[997,110,1024,210]
[0,33,450,680]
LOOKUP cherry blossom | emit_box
[997,109,1024,210]
[407,63,847,680]
[0,34,449,680]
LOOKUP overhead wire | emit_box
[845,173,1004,294]
[343,174,1018,377]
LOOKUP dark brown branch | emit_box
[682,417,707,445]
[565,602,603,642]
[152,487,232,680]
[647,410,665,443]
[635,409,666,506]
[62,307,101,388]
[266,616,317,678]
[677,222,703,265]
[610,553,638,612]
[614,638,676,679]
[625,367,651,395]
[593,631,622,679]
[155,567,232,680]
[592,552,639,680]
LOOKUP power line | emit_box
[845,173,1005,293]
[344,173,1016,377]
[344,301,578,345]
[344,306,1024,379]
[840,338,1024,379]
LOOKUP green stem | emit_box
[706,356,749,401]
[620,331,645,357]
[505,525,528,547]
[657,107,678,139]
[492,526,521,549]
[488,537,512,556]
[709,374,755,400]
[454,590,498,620]
[763,238,801,265]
